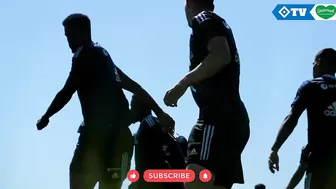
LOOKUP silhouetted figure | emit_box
[255,183,266,189]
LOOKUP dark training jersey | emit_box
[189,11,242,110]
[134,115,187,173]
[292,75,336,157]
[69,42,129,127]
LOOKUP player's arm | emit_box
[116,67,164,116]
[42,48,87,119]
[271,81,311,152]
[180,19,231,86]
[286,164,306,189]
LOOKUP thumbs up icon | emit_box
[199,170,212,182]
[127,170,139,182]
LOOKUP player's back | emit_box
[304,75,336,151]
[302,76,336,189]
[189,11,248,121]
[74,42,129,125]
[134,115,164,171]
[134,115,186,189]
[134,115,186,171]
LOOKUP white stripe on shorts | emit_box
[121,152,129,181]
[305,172,312,189]
[200,125,214,160]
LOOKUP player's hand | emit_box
[157,111,175,134]
[36,116,49,130]
[164,82,189,107]
[268,150,279,173]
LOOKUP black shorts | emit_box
[304,148,336,189]
[187,109,250,188]
[70,126,133,189]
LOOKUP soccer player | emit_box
[254,183,266,189]
[269,48,336,189]
[286,145,310,189]
[163,1,250,189]
[129,95,187,189]
[36,13,174,189]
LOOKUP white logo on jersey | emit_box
[324,102,336,116]
[112,173,119,178]
[320,84,328,90]
[190,148,197,155]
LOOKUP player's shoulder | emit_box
[192,11,223,27]
[310,77,329,88]
[310,75,336,90]
[91,42,111,57]
[298,77,332,92]
[72,42,110,60]
[298,79,314,89]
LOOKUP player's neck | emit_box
[82,39,92,46]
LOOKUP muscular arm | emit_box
[42,47,87,119]
[271,81,310,152]
[116,67,164,116]
[182,36,231,85]
[271,106,305,152]
[181,19,231,86]
[42,79,77,119]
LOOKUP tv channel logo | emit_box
[272,4,336,20]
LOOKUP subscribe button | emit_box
[143,169,195,182]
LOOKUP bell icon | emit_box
[199,169,212,182]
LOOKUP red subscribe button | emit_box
[143,169,195,182]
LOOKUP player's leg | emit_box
[184,121,208,189]
[305,150,336,189]
[69,134,99,189]
[185,121,249,189]
[304,165,328,189]
[323,152,336,189]
[209,125,248,189]
[99,152,131,189]
[184,123,227,189]
[70,173,97,189]
[99,127,133,189]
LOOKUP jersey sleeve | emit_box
[192,14,228,46]
[291,80,311,109]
